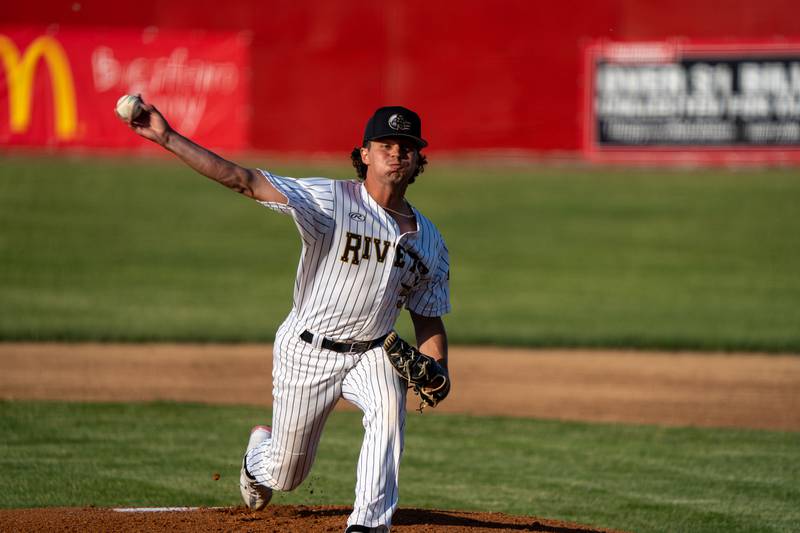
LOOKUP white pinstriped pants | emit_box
[246,315,407,530]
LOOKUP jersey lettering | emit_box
[362,237,372,260]
[340,231,434,277]
[393,245,406,268]
[403,247,430,276]
[340,232,393,265]
[373,239,391,263]
[396,282,413,308]
[340,232,362,264]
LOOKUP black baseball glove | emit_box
[383,331,450,411]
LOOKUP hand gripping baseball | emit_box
[115,95,173,147]
[383,331,450,411]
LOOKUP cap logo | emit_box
[388,114,412,132]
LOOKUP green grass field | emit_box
[1,155,799,351]
[2,155,799,532]
[1,401,798,533]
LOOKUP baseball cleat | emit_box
[240,425,273,511]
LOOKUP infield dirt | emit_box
[1,343,798,532]
[2,343,798,430]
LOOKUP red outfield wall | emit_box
[3,0,798,154]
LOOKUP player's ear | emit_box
[360,144,371,165]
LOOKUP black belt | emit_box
[300,330,388,354]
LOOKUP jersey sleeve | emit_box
[406,241,451,317]
[256,170,335,239]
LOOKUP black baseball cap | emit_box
[362,106,427,148]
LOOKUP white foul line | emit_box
[113,507,207,513]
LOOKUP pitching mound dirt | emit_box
[0,505,624,532]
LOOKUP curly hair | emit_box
[350,143,428,184]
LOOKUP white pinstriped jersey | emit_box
[257,170,450,341]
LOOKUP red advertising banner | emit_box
[584,40,800,164]
[0,27,250,150]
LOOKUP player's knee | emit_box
[366,396,405,432]
[383,386,407,417]
[382,400,404,423]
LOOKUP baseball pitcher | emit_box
[121,101,450,533]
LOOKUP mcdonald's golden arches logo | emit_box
[0,34,77,140]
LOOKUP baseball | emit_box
[115,94,143,121]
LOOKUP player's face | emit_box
[361,137,419,185]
